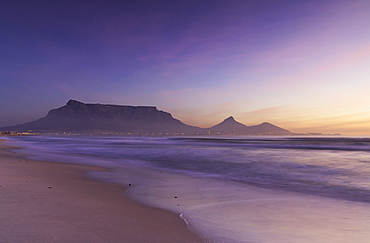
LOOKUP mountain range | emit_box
[0,100,291,135]
[208,116,290,135]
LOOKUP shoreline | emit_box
[0,139,203,242]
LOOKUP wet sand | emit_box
[0,139,202,242]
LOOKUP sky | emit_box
[1,0,370,135]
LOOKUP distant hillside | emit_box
[208,116,291,135]
[243,122,291,135]
[0,100,291,135]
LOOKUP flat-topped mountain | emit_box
[1,100,201,134]
[0,100,291,135]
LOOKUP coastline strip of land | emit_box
[0,139,202,242]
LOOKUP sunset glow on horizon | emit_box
[1,0,370,135]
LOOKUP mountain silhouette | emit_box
[208,117,290,135]
[1,100,291,135]
[1,100,201,134]
[209,116,248,133]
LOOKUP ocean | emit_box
[8,135,370,242]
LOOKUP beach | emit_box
[3,135,370,242]
[0,139,202,243]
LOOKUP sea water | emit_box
[8,136,370,242]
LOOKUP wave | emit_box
[170,136,370,152]
[9,135,370,203]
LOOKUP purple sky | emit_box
[1,0,370,134]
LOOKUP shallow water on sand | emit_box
[90,166,370,243]
[9,135,370,242]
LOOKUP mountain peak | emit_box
[224,116,235,122]
[210,116,247,133]
[66,99,84,106]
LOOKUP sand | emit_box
[0,139,202,243]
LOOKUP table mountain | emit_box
[1,100,201,134]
